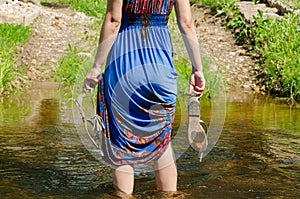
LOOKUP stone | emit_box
[0,0,41,26]
[263,13,283,21]
[235,1,281,23]
[19,0,40,5]
[294,10,300,15]
[266,0,293,15]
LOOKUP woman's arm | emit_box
[174,0,205,97]
[83,0,123,91]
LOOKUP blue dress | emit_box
[97,0,178,166]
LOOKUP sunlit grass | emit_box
[0,24,31,94]
[41,0,107,18]
[253,13,300,98]
[54,44,93,88]
[200,0,300,98]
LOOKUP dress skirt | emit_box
[97,14,178,166]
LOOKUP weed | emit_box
[41,0,107,18]
[252,13,300,97]
[190,0,201,4]
[55,44,88,88]
[0,24,31,94]
[200,0,300,98]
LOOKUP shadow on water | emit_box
[0,84,299,198]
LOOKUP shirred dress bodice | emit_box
[123,0,176,15]
[121,0,176,27]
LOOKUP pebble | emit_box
[77,52,93,58]
[241,84,251,90]
[229,51,236,56]
[236,49,247,56]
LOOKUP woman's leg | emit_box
[154,144,177,192]
[112,164,134,195]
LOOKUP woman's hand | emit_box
[83,67,101,93]
[188,70,205,97]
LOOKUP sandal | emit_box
[188,96,208,162]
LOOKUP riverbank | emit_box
[0,1,259,95]
[191,4,259,96]
[1,0,299,101]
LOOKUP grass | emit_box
[41,0,107,18]
[54,44,93,88]
[0,24,31,94]
[199,0,300,99]
[252,12,300,98]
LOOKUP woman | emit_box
[83,0,205,197]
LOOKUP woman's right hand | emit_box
[188,70,205,98]
[83,67,101,93]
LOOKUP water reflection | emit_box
[0,85,299,198]
[179,93,300,199]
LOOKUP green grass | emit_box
[190,0,202,4]
[41,0,107,18]
[0,24,31,94]
[224,6,300,98]
[55,44,91,88]
[252,12,300,98]
[199,0,300,99]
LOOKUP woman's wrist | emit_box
[192,66,203,73]
[92,64,102,72]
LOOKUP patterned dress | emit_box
[97,0,178,166]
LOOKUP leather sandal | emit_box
[188,96,208,162]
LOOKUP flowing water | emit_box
[0,83,299,198]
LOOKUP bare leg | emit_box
[112,164,134,196]
[154,144,177,192]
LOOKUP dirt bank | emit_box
[13,2,99,82]
[192,4,260,96]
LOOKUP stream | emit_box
[0,82,299,198]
